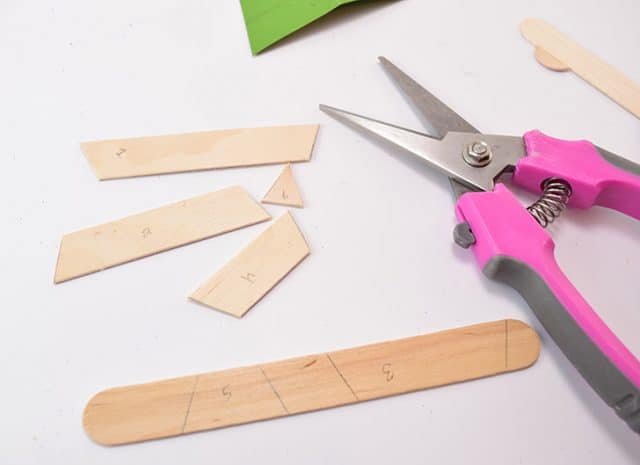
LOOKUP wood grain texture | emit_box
[54,186,270,283]
[81,124,319,180]
[262,164,304,208]
[521,18,640,117]
[190,211,309,317]
[83,319,540,445]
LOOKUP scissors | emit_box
[320,57,640,434]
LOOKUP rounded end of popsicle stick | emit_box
[505,319,541,370]
[519,19,570,72]
[83,390,116,446]
[534,47,570,72]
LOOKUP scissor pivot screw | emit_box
[464,141,492,167]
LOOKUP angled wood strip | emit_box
[521,18,640,118]
[190,212,309,317]
[262,164,304,208]
[83,319,540,445]
[54,186,270,283]
[82,124,319,180]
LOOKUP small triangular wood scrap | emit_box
[262,164,304,208]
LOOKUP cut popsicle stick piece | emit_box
[54,186,270,283]
[82,124,319,180]
[520,18,640,118]
[83,319,540,445]
[262,164,304,208]
[190,211,309,317]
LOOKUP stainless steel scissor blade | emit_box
[318,104,524,192]
[320,56,525,193]
[377,56,478,138]
[377,56,480,198]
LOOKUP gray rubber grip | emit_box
[484,256,640,434]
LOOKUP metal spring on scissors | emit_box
[527,178,572,228]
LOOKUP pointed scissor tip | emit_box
[319,104,367,124]
[377,56,394,67]
[319,104,357,124]
[319,104,342,115]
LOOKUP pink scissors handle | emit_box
[514,130,640,220]
[456,185,640,434]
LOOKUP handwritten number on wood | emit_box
[222,385,231,401]
[240,272,256,284]
[382,363,394,382]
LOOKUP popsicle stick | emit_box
[83,319,540,445]
[82,124,319,180]
[520,18,640,118]
[190,212,309,317]
[262,164,304,208]
[54,186,270,283]
[534,47,570,72]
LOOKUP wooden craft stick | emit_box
[190,212,309,317]
[520,18,640,118]
[54,186,270,283]
[83,319,540,445]
[82,124,319,180]
[262,164,304,208]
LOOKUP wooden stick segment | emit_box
[82,124,319,180]
[83,319,540,445]
[520,18,640,118]
[54,186,270,283]
[262,164,304,208]
[189,212,310,317]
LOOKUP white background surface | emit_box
[1,0,639,463]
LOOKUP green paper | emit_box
[240,0,363,54]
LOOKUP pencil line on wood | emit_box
[326,354,359,401]
[260,366,289,414]
[181,376,200,433]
